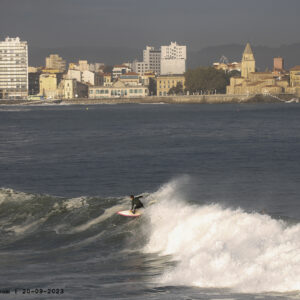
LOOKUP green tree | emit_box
[148,77,157,96]
[168,82,184,95]
[185,67,229,94]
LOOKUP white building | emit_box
[89,81,148,99]
[131,60,149,75]
[112,65,132,80]
[82,70,95,85]
[67,69,82,82]
[160,42,186,75]
[0,37,28,99]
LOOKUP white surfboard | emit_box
[117,210,143,217]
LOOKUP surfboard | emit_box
[117,210,143,217]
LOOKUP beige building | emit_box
[290,66,300,87]
[241,43,256,79]
[45,54,66,72]
[59,79,88,99]
[103,73,112,86]
[227,43,288,95]
[119,72,140,86]
[39,73,60,98]
[285,66,300,96]
[156,74,185,96]
[89,81,148,99]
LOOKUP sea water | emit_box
[0,103,299,299]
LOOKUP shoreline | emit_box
[0,94,299,105]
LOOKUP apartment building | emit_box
[160,42,186,75]
[143,46,161,75]
[0,37,28,99]
[45,54,66,72]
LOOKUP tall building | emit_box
[0,37,28,99]
[241,43,255,79]
[160,42,186,75]
[143,46,161,75]
[45,54,66,72]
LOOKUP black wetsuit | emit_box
[131,196,144,213]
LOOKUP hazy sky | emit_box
[1,0,300,50]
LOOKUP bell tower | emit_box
[241,43,255,79]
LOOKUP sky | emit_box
[1,0,300,50]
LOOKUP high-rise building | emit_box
[45,54,66,72]
[241,43,255,79]
[0,37,28,99]
[143,46,161,75]
[160,42,186,75]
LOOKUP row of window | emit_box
[90,88,145,95]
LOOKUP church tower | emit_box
[241,43,255,79]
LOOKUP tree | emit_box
[228,70,241,78]
[148,77,157,96]
[168,82,184,95]
[185,67,229,94]
[102,65,113,73]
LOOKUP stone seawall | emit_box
[61,94,297,105]
[0,94,298,105]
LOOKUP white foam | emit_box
[143,179,300,293]
[0,188,34,205]
[72,204,124,233]
[63,197,89,209]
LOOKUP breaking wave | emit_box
[1,179,300,295]
[143,179,300,293]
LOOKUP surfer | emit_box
[130,195,144,214]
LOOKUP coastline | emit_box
[0,94,299,105]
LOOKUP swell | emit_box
[0,188,140,252]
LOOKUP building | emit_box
[89,81,148,99]
[103,73,112,86]
[119,72,140,86]
[156,74,185,96]
[273,57,284,74]
[112,65,132,80]
[226,43,289,95]
[28,71,41,95]
[143,46,161,75]
[78,60,89,72]
[39,73,59,98]
[131,60,149,75]
[0,37,28,99]
[82,70,96,85]
[67,69,82,82]
[160,42,186,75]
[289,66,300,87]
[59,79,88,99]
[241,43,256,79]
[45,54,66,72]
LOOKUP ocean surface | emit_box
[0,103,299,299]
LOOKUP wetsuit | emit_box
[131,196,144,214]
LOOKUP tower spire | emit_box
[243,43,253,55]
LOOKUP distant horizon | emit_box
[25,41,300,70]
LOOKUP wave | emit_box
[142,179,300,293]
[1,180,300,294]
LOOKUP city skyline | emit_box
[1,0,300,51]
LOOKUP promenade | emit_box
[0,94,298,105]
